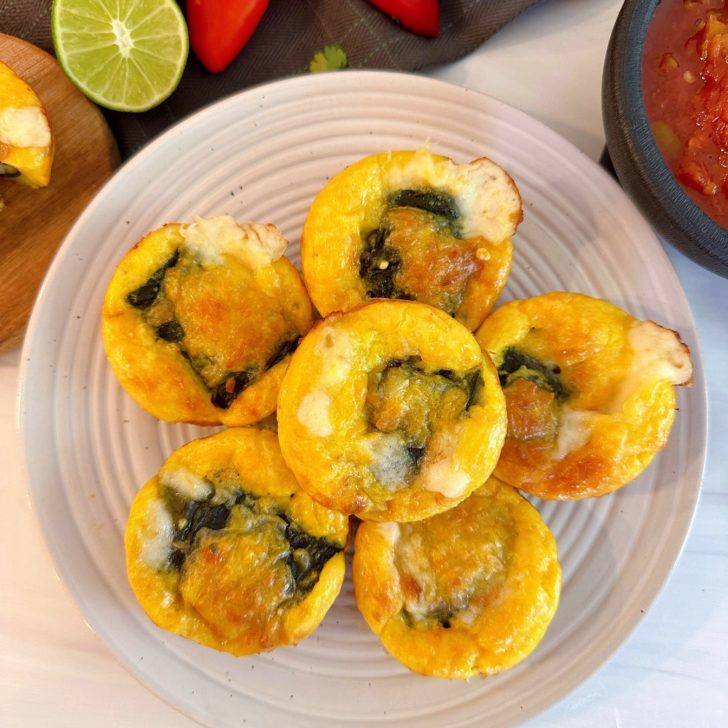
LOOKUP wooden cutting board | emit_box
[0,33,119,350]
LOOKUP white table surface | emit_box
[2,1,727,726]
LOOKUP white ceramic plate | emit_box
[19,71,706,727]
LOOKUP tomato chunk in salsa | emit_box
[643,0,728,229]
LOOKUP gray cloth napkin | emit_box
[1,0,542,157]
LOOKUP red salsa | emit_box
[643,0,728,228]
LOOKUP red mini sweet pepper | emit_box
[367,0,440,38]
[187,0,270,73]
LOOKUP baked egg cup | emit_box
[277,299,507,522]
[475,292,693,499]
[102,216,312,425]
[301,149,522,330]
[352,476,561,679]
[0,60,54,188]
[125,428,349,656]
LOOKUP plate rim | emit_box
[17,69,708,727]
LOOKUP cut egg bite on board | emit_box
[0,60,54,189]
[353,477,561,679]
[102,215,312,425]
[301,149,522,330]
[475,292,693,499]
[277,299,506,522]
[125,428,349,656]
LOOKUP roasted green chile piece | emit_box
[497,346,570,401]
[156,319,185,342]
[210,370,254,409]
[359,227,408,299]
[388,188,460,222]
[126,250,180,309]
[163,480,343,600]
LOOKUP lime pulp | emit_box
[51,0,189,113]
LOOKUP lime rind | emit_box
[51,0,189,113]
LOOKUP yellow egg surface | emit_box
[352,477,561,679]
[125,428,349,656]
[277,300,507,522]
[0,61,54,188]
[102,216,312,425]
[301,149,522,330]
[475,292,693,499]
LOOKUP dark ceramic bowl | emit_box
[603,0,728,278]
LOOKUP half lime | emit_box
[51,0,189,112]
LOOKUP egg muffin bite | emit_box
[125,428,349,656]
[475,292,693,499]
[102,216,312,425]
[353,477,561,679]
[277,300,507,522]
[301,149,522,330]
[0,61,54,189]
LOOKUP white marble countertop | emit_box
[1,1,727,726]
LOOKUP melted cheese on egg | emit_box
[180,215,287,269]
[421,458,471,499]
[375,521,401,547]
[369,432,414,489]
[160,466,212,500]
[553,321,691,459]
[139,498,174,569]
[611,320,692,410]
[419,429,471,499]
[554,409,596,460]
[394,529,439,620]
[386,148,520,241]
[297,390,333,436]
[0,106,50,148]
[313,326,355,386]
[627,320,692,386]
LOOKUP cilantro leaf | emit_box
[309,45,348,73]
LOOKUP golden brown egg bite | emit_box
[125,428,349,656]
[353,476,561,679]
[277,299,507,522]
[102,216,313,425]
[475,292,693,499]
[301,149,522,330]
[0,61,54,189]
